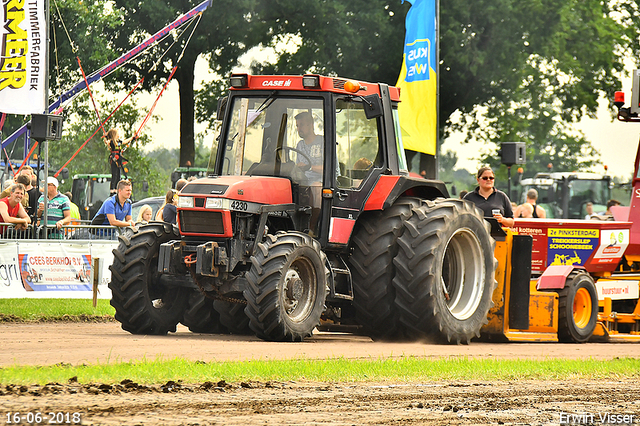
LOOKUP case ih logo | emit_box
[262,79,292,87]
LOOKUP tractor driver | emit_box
[295,112,324,182]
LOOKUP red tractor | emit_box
[109,74,496,343]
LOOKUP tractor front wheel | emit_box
[109,223,190,335]
[244,232,328,342]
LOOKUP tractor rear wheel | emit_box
[393,199,496,344]
[244,232,328,342]
[348,197,420,340]
[557,271,598,343]
[109,223,189,335]
[214,297,252,335]
[181,291,224,334]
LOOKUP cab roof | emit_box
[228,74,401,102]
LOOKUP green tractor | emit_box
[72,173,149,220]
[170,167,209,189]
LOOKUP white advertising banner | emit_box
[0,241,116,298]
[0,0,46,114]
[0,243,22,292]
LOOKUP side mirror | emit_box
[142,181,149,192]
[362,94,383,119]
[216,96,228,121]
[171,171,180,183]
[60,168,70,180]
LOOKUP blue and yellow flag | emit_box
[396,0,437,155]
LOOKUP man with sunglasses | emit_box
[463,167,514,227]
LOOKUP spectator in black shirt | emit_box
[162,189,178,225]
[464,167,514,227]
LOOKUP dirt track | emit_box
[1,322,640,425]
[1,322,639,366]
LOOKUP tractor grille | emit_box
[180,210,224,234]
[185,184,229,195]
[332,79,346,90]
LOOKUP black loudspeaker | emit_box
[30,114,64,141]
[500,142,526,165]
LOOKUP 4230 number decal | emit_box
[230,200,248,211]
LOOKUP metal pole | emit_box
[435,0,440,180]
[507,166,512,201]
[42,0,50,238]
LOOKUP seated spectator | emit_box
[176,178,188,191]
[0,183,31,237]
[162,190,178,225]
[0,174,30,210]
[592,199,621,221]
[514,189,546,218]
[37,177,71,239]
[64,191,81,224]
[91,180,135,239]
[584,202,595,220]
[136,204,153,224]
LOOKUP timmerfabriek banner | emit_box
[0,0,46,115]
[396,0,437,156]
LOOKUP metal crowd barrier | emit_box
[0,222,125,240]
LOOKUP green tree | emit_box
[109,0,276,166]
[237,0,636,175]
[47,94,165,197]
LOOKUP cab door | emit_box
[327,97,385,246]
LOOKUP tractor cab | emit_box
[519,172,612,219]
[71,174,112,220]
[206,74,416,243]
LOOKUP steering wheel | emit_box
[276,146,313,172]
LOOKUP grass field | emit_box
[1,357,640,386]
[0,298,114,321]
[1,299,639,386]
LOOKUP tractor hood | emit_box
[179,175,293,205]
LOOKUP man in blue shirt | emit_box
[93,180,134,239]
[37,177,71,239]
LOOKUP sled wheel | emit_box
[109,223,189,335]
[557,271,598,343]
[348,197,420,340]
[244,232,328,341]
[393,199,496,344]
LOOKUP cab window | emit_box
[335,99,381,189]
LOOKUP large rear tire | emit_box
[393,199,496,344]
[244,232,328,342]
[214,297,253,335]
[109,223,189,335]
[557,271,598,343]
[181,291,225,334]
[348,197,420,340]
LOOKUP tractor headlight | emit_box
[206,198,223,209]
[178,196,194,208]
